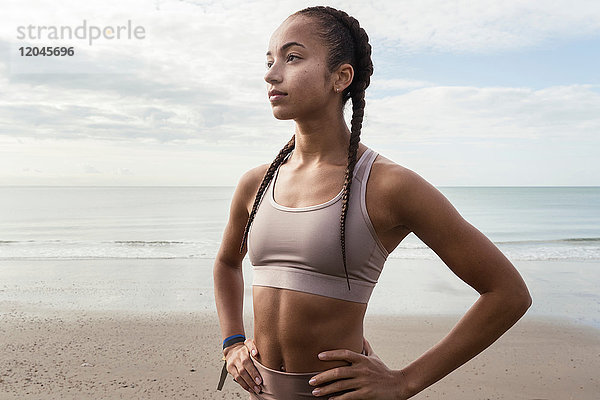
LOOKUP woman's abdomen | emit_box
[252,286,367,373]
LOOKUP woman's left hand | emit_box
[308,337,409,400]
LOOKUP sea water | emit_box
[1,186,599,327]
[1,186,599,261]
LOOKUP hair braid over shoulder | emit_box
[239,135,295,253]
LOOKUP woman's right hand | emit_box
[223,337,263,395]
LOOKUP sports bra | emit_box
[247,147,389,304]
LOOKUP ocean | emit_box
[1,186,599,327]
[1,186,599,261]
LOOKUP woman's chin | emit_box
[271,109,295,120]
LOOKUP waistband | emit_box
[248,348,367,400]
[252,265,374,303]
[249,353,317,400]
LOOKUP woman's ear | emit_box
[333,62,354,93]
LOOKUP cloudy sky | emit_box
[0,0,598,186]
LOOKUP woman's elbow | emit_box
[509,283,532,317]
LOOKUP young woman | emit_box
[213,5,532,400]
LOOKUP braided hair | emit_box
[239,6,374,291]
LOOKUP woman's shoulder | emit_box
[368,149,442,229]
[369,149,416,189]
[240,161,271,187]
[234,161,272,213]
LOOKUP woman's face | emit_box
[264,16,336,121]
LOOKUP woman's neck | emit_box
[292,122,352,165]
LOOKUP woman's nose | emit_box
[264,63,281,84]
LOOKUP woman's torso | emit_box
[252,286,367,372]
[247,144,410,372]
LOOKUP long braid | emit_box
[239,135,295,253]
[335,12,373,290]
[294,6,374,290]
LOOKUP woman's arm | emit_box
[309,165,532,399]
[213,171,252,341]
[391,167,532,397]
[213,167,266,395]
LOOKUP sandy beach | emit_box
[1,304,599,399]
[1,257,600,399]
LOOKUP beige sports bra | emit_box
[247,147,389,304]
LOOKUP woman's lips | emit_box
[269,94,287,102]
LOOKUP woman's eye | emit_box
[265,55,299,69]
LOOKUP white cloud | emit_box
[350,0,600,53]
[365,84,600,143]
[370,78,434,92]
[83,164,101,174]
[1,0,599,185]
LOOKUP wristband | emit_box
[217,334,246,391]
[222,334,246,349]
